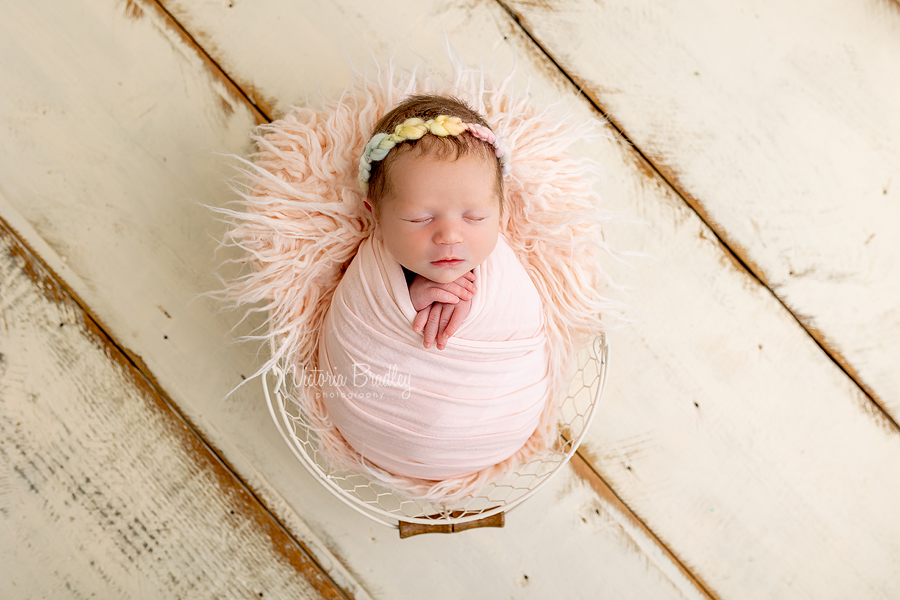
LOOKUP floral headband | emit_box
[358,115,511,191]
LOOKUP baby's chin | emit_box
[409,264,473,284]
[428,271,467,284]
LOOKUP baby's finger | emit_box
[428,288,462,305]
[441,305,466,344]
[445,282,473,300]
[436,305,455,350]
[413,307,430,333]
[456,272,477,293]
[423,304,442,349]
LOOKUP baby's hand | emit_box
[408,272,476,312]
[409,272,476,350]
[413,298,473,350]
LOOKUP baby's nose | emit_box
[435,224,463,245]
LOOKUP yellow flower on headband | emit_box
[428,115,465,136]
[395,118,428,140]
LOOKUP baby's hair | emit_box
[365,94,504,210]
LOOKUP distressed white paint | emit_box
[504,0,900,416]
[0,1,712,599]
[0,230,338,599]
[144,0,900,597]
[582,139,900,599]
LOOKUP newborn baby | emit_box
[318,94,550,481]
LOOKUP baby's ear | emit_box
[364,200,383,241]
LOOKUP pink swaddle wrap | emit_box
[318,234,550,480]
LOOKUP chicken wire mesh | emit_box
[263,334,609,528]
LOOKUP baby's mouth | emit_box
[431,258,464,266]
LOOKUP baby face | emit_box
[373,151,501,284]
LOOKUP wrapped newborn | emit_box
[318,94,550,480]
[318,234,550,480]
[222,77,615,503]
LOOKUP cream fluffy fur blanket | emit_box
[221,64,619,504]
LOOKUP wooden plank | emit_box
[0,223,345,599]
[495,1,900,597]
[500,0,900,419]
[143,0,900,598]
[0,1,714,598]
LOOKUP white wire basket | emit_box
[263,334,609,536]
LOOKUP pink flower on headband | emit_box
[465,123,496,145]
[465,123,511,175]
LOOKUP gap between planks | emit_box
[568,452,720,600]
[128,0,723,593]
[0,213,352,600]
[492,0,899,435]
[134,0,268,124]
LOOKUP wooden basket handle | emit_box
[399,512,505,539]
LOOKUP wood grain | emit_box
[0,221,345,599]
[0,0,714,598]
[501,0,900,419]
[138,0,900,597]
[496,1,900,596]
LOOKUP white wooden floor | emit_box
[1,0,899,598]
